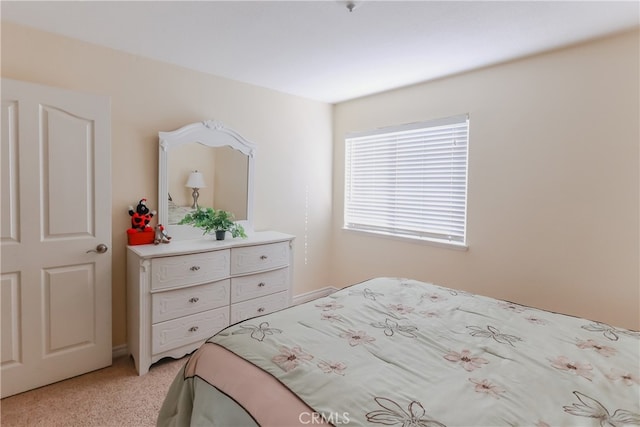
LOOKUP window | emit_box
[344,114,469,247]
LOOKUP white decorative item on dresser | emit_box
[159,120,256,240]
[127,231,294,375]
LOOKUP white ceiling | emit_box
[2,1,638,103]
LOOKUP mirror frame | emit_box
[158,120,256,237]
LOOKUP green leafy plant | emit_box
[179,207,247,238]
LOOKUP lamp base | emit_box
[191,188,200,210]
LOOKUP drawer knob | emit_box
[257,307,265,313]
[258,282,266,287]
[260,255,268,260]
[190,266,201,271]
[189,297,199,303]
[188,326,199,332]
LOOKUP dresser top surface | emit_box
[127,230,294,258]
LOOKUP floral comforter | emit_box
[158,277,640,426]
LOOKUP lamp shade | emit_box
[185,171,206,188]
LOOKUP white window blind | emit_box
[344,114,469,246]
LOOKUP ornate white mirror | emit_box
[158,120,256,240]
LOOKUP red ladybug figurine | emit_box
[128,198,156,232]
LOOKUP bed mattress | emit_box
[158,277,640,426]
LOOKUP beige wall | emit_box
[332,30,640,330]
[2,21,638,351]
[1,22,334,347]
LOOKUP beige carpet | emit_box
[0,355,186,427]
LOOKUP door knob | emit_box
[87,244,108,254]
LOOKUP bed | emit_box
[157,277,640,426]
[167,199,194,225]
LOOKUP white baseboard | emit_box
[292,286,339,305]
[112,286,339,359]
[112,344,128,359]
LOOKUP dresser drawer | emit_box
[151,250,230,291]
[231,242,289,275]
[152,279,230,323]
[151,307,229,355]
[231,268,289,304]
[230,290,289,324]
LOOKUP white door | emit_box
[1,79,112,398]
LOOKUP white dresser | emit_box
[127,231,294,375]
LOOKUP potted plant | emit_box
[179,207,247,240]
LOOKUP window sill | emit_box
[342,227,469,251]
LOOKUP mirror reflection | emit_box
[167,145,248,225]
[158,120,256,240]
